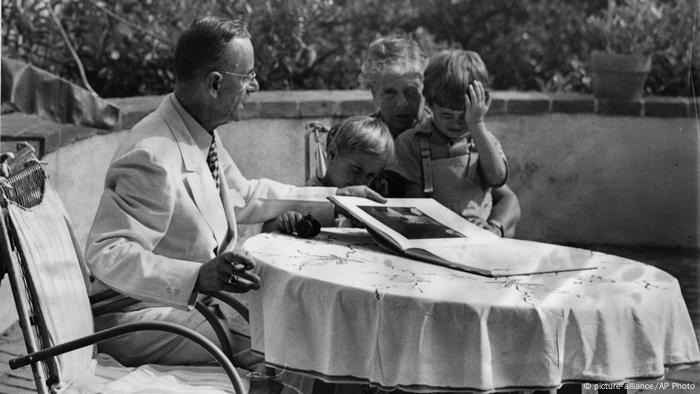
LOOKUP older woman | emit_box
[360,35,521,237]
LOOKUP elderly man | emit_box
[85,16,381,391]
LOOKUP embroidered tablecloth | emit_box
[243,228,699,392]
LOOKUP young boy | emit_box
[269,115,394,234]
[389,50,508,227]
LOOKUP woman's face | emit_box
[372,67,424,137]
[323,151,386,187]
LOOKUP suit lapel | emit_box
[217,136,248,252]
[159,95,228,247]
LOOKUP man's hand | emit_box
[337,185,386,203]
[464,80,491,127]
[196,250,261,294]
[275,211,305,234]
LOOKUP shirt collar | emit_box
[170,94,213,153]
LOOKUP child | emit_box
[269,115,394,234]
[389,50,508,226]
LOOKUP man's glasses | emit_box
[220,69,257,85]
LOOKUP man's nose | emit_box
[248,78,260,93]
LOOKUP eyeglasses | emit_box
[220,69,256,85]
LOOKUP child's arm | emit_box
[488,185,521,238]
[465,81,508,187]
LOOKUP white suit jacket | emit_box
[86,94,337,309]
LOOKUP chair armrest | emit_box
[89,288,246,361]
[201,290,250,323]
[9,321,247,394]
[195,300,233,360]
[90,294,141,316]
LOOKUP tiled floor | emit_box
[0,323,35,393]
[1,246,698,393]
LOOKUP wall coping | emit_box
[112,90,698,128]
[1,90,697,156]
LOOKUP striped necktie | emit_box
[207,134,220,191]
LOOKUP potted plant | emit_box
[587,0,665,100]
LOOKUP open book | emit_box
[328,196,598,277]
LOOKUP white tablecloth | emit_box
[243,229,699,392]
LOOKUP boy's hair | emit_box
[423,50,490,109]
[358,35,427,90]
[327,115,394,163]
[174,17,250,82]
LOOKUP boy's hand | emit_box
[276,211,305,234]
[337,185,386,203]
[464,80,491,127]
[464,214,501,237]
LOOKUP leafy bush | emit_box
[1,0,695,97]
[586,0,696,96]
[587,0,665,56]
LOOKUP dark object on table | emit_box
[297,214,321,238]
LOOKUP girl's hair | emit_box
[423,50,490,109]
[358,35,427,90]
[327,115,394,163]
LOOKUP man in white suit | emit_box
[85,16,382,390]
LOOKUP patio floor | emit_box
[1,245,698,393]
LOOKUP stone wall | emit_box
[2,90,697,250]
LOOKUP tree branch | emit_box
[46,3,96,93]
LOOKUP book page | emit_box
[407,238,599,277]
[329,196,598,277]
[329,196,497,252]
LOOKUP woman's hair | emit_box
[174,17,250,82]
[358,35,427,90]
[423,50,490,109]
[327,115,394,163]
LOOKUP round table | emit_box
[243,228,699,392]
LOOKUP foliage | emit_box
[586,0,697,95]
[646,0,697,96]
[587,0,665,56]
[1,0,696,97]
[410,0,608,93]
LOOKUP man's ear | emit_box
[207,72,223,97]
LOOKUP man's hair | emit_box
[358,35,427,90]
[423,50,490,109]
[174,17,251,81]
[328,115,394,164]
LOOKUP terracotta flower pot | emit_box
[590,50,651,100]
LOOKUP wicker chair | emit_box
[304,121,330,185]
[0,147,249,393]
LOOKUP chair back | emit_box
[304,121,329,184]
[0,155,94,392]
